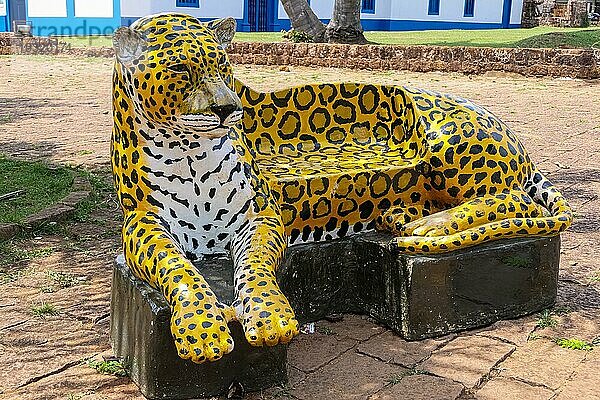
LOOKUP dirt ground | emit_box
[0,55,599,400]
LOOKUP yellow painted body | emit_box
[111,13,572,363]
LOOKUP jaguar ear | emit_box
[113,26,145,64]
[206,17,236,49]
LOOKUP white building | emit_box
[0,0,524,36]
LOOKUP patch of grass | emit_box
[57,27,599,49]
[39,285,57,293]
[59,35,112,48]
[590,272,600,283]
[46,270,87,289]
[0,114,13,124]
[0,156,74,224]
[87,359,127,377]
[555,338,593,351]
[536,309,558,329]
[31,302,59,318]
[0,242,55,269]
[0,267,26,284]
[515,29,600,49]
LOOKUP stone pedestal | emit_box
[110,255,287,400]
[110,234,560,399]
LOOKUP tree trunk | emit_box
[325,0,367,44]
[279,0,326,42]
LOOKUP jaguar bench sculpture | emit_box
[111,12,572,368]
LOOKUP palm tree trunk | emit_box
[325,0,367,44]
[279,0,326,42]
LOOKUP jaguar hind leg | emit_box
[401,190,547,238]
[376,200,438,235]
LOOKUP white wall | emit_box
[391,0,505,23]
[121,0,243,19]
[74,0,114,17]
[27,0,68,17]
[278,0,522,25]
[278,0,394,20]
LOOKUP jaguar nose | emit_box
[210,104,239,124]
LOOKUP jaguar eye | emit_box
[167,64,188,73]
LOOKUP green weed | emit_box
[536,309,558,329]
[31,302,59,318]
[555,338,593,351]
[87,359,127,377]
[46,270,87,289]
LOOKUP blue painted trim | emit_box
[29,0,121,36]
[279,18,521,32]
[0,0,8,32]
[502,0,512,28]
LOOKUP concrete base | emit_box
[110,256,287,400]
[110,234,560,399]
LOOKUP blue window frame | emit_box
[361,0,375,14]
[464,0,475,17]
[428,0,440,15]
[177,0,199,8]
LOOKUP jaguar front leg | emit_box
[231,215,299,347]
[123,211,235,363]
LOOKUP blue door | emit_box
[9,0,27,31]
[502,0,513,28]
[246,0,276,31]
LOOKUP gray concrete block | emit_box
[110,255,287,400]
[110,234,560,398]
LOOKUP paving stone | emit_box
[3,362,144,400]
[369,374,464,400]
[287,365,307,388]
[476,317,538,346]
[291,351,406,400]
[475,377,554,400]
[357,331,452,367]
[499,339,586,389]
[288,331,357,373]
[420,335,515,388]
[555,350,600,400]
[315,314,385,342]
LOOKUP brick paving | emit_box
[0,55,599,399]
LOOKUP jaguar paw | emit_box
[236,285,299,347]
[170,299,234,363]
[402,211,456,237]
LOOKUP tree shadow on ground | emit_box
[0,97,72,122]
[545,168,600,234]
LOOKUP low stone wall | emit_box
[1,36,599,79]
[0,33,71,55]
[228,42,600,79]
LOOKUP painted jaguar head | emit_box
[112,13,242,138]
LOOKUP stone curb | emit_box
[1,36,598,78]
[0,175,92,241]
